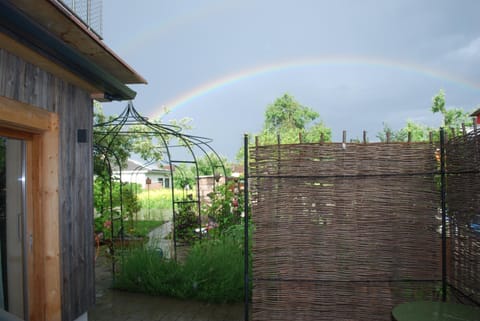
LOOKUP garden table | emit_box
[392,301,480,321]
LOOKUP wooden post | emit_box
[255,136,259,147]
[42,114,61,321]
[363,131,367,144]
[342,130,347,143]
[299,132,303,143]
[320,133,324,143]
[386,131,391,143]
[408,132,412,143]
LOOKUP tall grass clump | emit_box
[114,223,252,303]
[114,246,183,296]
[182,229,245,302]
[137,188,181,220]
[137,188,176,210]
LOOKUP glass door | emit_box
[0,136,27,319]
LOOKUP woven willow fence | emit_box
[250,141,444,321]
[445,132,480,305]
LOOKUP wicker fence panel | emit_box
[250,142,442,321]
[446,132,480,305]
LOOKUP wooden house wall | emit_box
[0,48,95,321]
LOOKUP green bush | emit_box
[174,200,199,243]
[181,230,245,302]
[114,223,253,303]
[202,180,246,233]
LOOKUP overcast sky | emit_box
[102,0,480,160]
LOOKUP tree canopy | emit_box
[377,90,474,142]
[173,153,231,189]
[259,93,331,144]
[237,93,331,160]
[431,89,473,130]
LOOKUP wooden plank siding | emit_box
[0,48,95,321]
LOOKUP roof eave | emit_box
[0,1,136,101]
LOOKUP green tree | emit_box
[246,94,332,147]
[261,93,331,143]
[172,153,231,189]
[173,163,196,190]
[94,103,133,175]
[237,94,331,160]
[431,89,473,133]
[377,90,474,142]
[377,121,433,142]
[264,93,319,132]
[194,152,231,176]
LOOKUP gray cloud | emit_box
[102,0,480,160]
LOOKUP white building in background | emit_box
[114,159,172,189]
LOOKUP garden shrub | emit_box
[203,180,244,233]
[174,200,199,243]
[114,222,253,303]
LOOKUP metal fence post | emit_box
[440,127,447,302]
[244,134,250,321]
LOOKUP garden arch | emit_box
[93,101,227,269]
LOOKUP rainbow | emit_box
[149,55,480,119]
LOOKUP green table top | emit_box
[392,301,480,321]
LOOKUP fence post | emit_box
[440,128,447,302]
[244,134,250,321]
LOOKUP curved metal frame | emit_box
[93,101,227,269]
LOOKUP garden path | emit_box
[147,221,173,259]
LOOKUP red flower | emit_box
[103,220,112,228]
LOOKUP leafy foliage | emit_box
[94,104,132,176]
[377,121,433,142]
[195,152,231,176]
[93,177,142,236]
[114,222,253,303]
[174,200,199,243]
[237,93,331,160]
[137,188,174,212]
[261,93,331,143]
[173,163,196,189]
[173,153,231,189]
[377,90,474,142]
[431,89,473,131]
[203,180,244,233]
[264,93,319,131]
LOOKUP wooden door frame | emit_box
[0,96,61,321]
